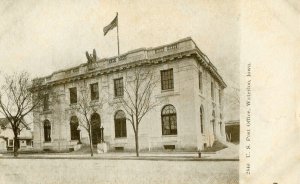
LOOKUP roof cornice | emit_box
[34,37,226,89]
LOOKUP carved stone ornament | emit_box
[86,49,98,70]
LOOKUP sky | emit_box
[0,0,240,121]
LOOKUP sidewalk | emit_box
[213,142,239,159]
[0,145,239,161]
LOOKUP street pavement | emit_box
[0,158,238,184]
[0,143,239,183]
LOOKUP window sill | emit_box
[162,134,177,137]
[161,89,174,93]
[113,96,124,100]
[114,137,127,140]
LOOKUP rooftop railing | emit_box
[37,37,196,84]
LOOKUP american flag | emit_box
[103,13,118,36]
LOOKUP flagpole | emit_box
[116,12,120,57]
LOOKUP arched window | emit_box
[70,116,80,141]
[161,105,177,135]
[44,120,51,142]
[114,110,127,138]
[200,106,204,134]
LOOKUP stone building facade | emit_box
[32,37,226,152]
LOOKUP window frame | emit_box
[160,69,174,91]
[211,81,215,101]
[44,120,51,142]
[8,139,14,147]
[114,110,127,138]
[114,78,124,97]
[43,93,49,111]
[69,87,77,104]
[90,83,99,101]
[200,106,204,134]
[26,140,31,146]
[199,71,203,93]
[161,104,177,135]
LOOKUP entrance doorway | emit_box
[70,116,80,142]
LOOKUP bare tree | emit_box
[115,67,159,157]
[231,87,240,105]
[70,87,106,157]
[224,86,240,110]
[0,72,43,157]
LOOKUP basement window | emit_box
[163,145,175,150]
[115,147,124,151]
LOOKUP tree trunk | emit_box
[88,128,93,157]
[134,129,139,157]
[13,134,18,157]
[89,137,94,157]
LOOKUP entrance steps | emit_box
[72,144,98,154]
[202,140,228,153]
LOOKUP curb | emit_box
[0,156,239,162]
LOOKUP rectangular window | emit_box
[90,83,99,101]
[69,87,77,104]
[43,94,49,111]
[161,69,174,90]
[114,78,124,97]
[26,140,31,146]
[199,71,203,92]
[8,140,13,147]
[211,82,214,100]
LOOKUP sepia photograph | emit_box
[0,1,248,184]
